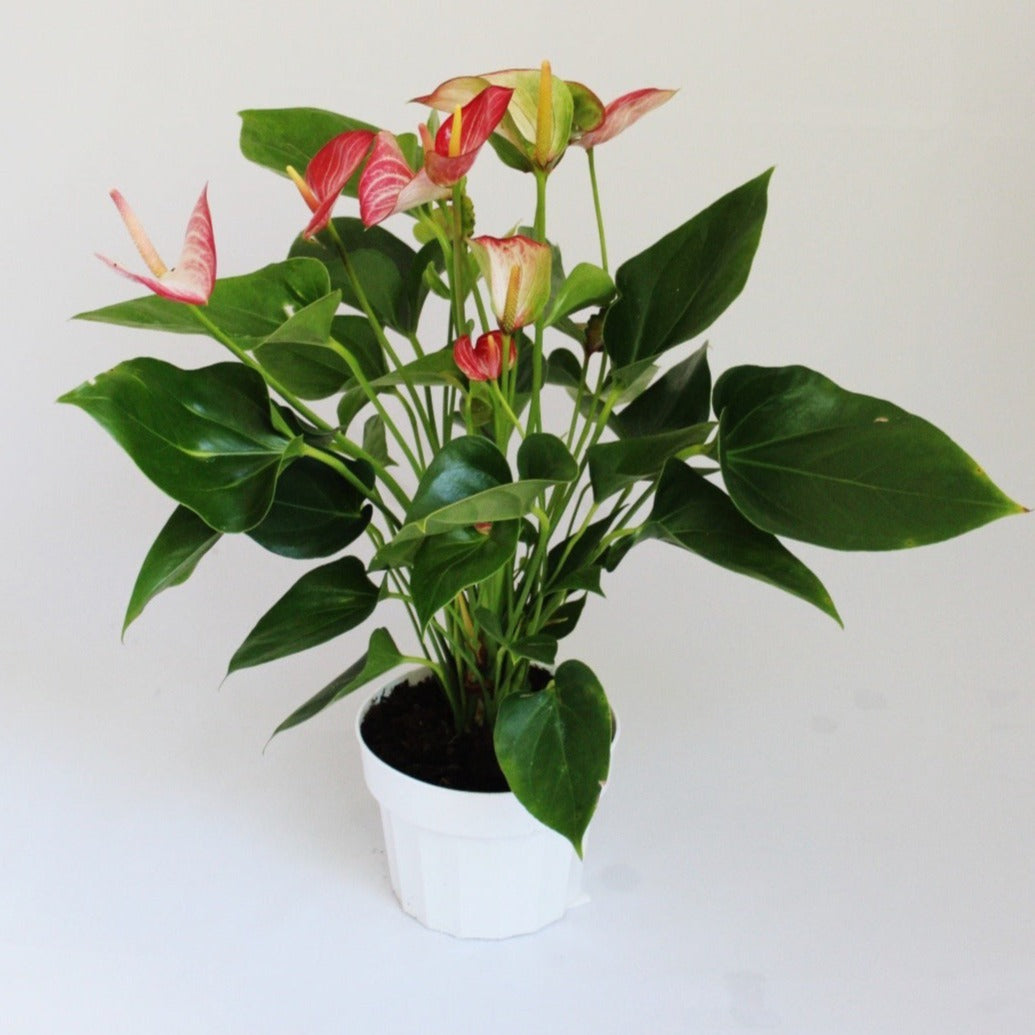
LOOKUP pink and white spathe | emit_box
[453,330,515,382]
[358,132,450,227]
[97,186,216,305]
[468,235,552,334]
[359,86,513,227]
[290,130,375,238]
[572,88,676,149]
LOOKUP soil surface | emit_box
[360,671,549,792]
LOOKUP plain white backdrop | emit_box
[3,2,1033,1032]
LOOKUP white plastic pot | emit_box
[355,670,600,939]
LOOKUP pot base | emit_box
[356,672,586,939]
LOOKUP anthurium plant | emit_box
[64,63,1025,854]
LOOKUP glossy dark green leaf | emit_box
[239,108,377,193]
[544,262,615,327]
[75,259,331,348]
[271,628,404,736]
[588,424,713,502]
[604,169,772,368]
[123,506,221,634]
[60,359,303,532]
[494,660,612,855]
[641,460,841,623]
[251,291,348,399]
[227,556,378,673]
[517,433,578,482]
[510,635,559,665]
[715,365,1026,550]
[246,456,372,558]
[407,436,511,522]
[613,342,712,437]
[362,414,393,468]
[410,522,520,629]
[289,217,428,333]
[541,596,587,640]
[546,348,583,391]
[370,348,464,389]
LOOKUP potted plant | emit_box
[63,63,1025,938]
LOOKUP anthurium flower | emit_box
[97,186,215,304]
[416,65,574,171]
[453,330,516,381]
[359,86,512,228]
[469,235,552,333]
[289,130,375,238]
[572,88,676,149]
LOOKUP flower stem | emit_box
[587,148,609,274]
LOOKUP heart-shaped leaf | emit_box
[715,365,1026,550]
[60,359,304,532]
[494,660,612,855]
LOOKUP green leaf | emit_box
[246,456,372,559]
[370,348,464,389]
[75,259,332,348]
[510,635,559,665]
[715,365,1026,550]
[613,342,712,437]
[604,169,773,368]
[123,506,221,634]
[517,433,578,482]
[239,108,377,193]
[541,596,587,640]
[546,348,583,391]
[494,660,612,855]
[362,414,392,468]
[544,262,615,327]
[407,436,512,522]
[271,628,404,736]
[588,424,714,502]
[289,217,430,333]
[251,291,347,399]
[641,460,841,623]
[59,359,303,532]
[227,556,378,673]
[410,522,520,629]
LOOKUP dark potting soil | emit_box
[360,670,550,793]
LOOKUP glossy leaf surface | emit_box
[124,506,221,634]
[239,108,378,195]
[613,342,711,438]
[411,522,521,629]
[60,359,303,533]
[272,628,404,736]
[246,456,372,559]
[715,365,1026,550]
[290,217,436,333]
[588,423,713,501]
[494,660,612,855]
[228,557,378,673]
[641,460,841,623]
[604,169,772,368]
[76,259,331,349]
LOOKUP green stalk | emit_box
[587,149,609,273]
[188,305,408,519]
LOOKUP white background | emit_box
[3,1,1033,1032]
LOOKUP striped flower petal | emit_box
[301,130,375,237]
[359,132,449,226]
[573,88,676,149]
[97,186,216,305]
[469,235,552,333]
